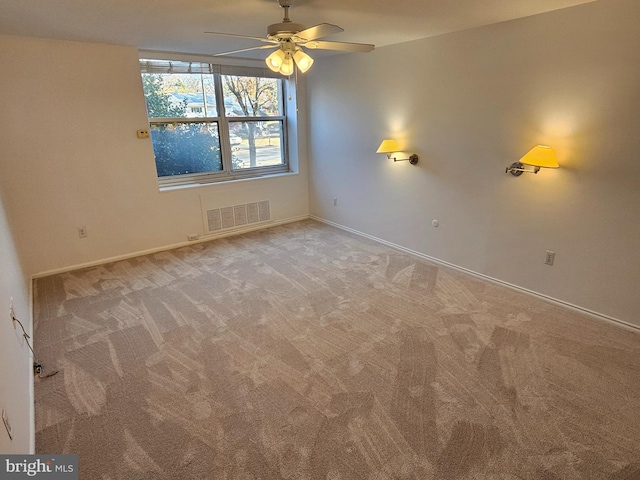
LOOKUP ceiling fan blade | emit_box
[304,40,375,53]
[212,45,278,57]
[294,23,344,42]
[205,31,275,44]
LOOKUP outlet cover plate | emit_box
[545,250,555,266]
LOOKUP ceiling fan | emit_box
[205,0,375,75]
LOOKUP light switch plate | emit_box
[2,408,12,440]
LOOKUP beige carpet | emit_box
[34,220,640,479]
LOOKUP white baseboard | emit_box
[310,215,639,333]
[31,215,310,279]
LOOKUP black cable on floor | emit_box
[11,313,58,379]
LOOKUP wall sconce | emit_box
[376,139,419,165]
[506,145,559,176]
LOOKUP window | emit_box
[140,59,289,186]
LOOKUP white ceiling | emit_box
[0,0,596,58]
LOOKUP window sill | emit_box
[158,170,298,192]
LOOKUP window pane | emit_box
[142,73,217,118]
[140,62,290,183]
[222,75,281,117]
[150,122,222,177]
[201,74,218,117]
[231,121,284,170]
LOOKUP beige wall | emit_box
[307,0,640,326]
[0,36,310,277]
[0,188,32,453]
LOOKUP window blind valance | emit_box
[139,59,283,79]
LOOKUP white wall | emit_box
[0,35,309,277]
[0,187,32,453]
[307,0,640,327]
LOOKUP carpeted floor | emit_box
[33,220,640,479]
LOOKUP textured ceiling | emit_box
[0,0,597,58]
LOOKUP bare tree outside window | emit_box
[223,75,282,169]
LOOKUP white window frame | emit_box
[139,57,292,187]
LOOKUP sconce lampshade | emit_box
[519,145,559,169]
[376,139,400,154]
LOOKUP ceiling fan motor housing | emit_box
[267,22,306,39]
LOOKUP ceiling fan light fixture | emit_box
[279,53,294,75]
[207,0,374,71]
[293,49,314,73]
[265,48,286,72]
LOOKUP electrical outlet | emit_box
[78,226,87,238]
[187,234,199,241]
[2,408,12,440]
[333,197,338,207]
[545,250,555,266]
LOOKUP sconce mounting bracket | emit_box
[391,154,419,165]
[506,162,525,176]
